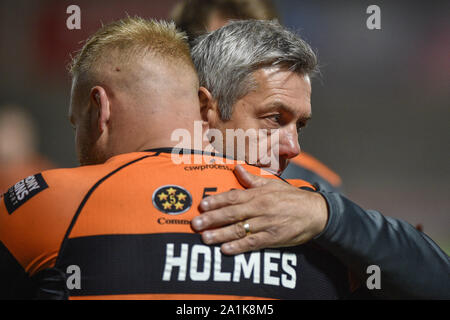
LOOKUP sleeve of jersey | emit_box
[0,191,36,299]
[0,239,35,299]
[313,190,450,299]
[0,172,61,299]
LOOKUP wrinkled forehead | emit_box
[234,67,312,118]
[254,66,311,90]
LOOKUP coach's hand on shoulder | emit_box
[191,165,329,255]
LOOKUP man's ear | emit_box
[89,86,110,134]
[198,87,220,126]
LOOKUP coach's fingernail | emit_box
[203,231,213,243]
[200,199,209,210]
[192,217,203,230]
[222,243,233,253]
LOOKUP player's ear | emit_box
[198,87,220,126]
[89,86,110,134]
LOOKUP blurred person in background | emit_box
[0,106,53,193]
[170,0,342,192]
[171,0,279,45]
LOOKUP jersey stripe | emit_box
[55,155,153,268]
[56,233,349,299]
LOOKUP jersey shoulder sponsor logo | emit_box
[3,173,49,214]
[152,185,192,215]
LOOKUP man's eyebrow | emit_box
[262,101,294,114]
[262,101,312,123]
[296,114,312,128]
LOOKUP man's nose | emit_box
[278,125,301,159]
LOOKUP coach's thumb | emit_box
[234,165,270,189]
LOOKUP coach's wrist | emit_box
[309,190,329,238]
[312,190,339,243]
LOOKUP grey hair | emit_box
[191,19,318,120]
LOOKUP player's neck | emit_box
[136,119,213,153]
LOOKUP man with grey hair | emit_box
[192,19,316,176]
[190,20,449,299]
[172,0,344,193]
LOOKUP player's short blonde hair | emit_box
[69,16,194,80]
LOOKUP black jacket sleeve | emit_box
[0,241,35,299]
[313,190,450,299]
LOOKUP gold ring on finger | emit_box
[243,222,251,236]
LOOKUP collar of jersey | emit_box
[142,147,288,182]
[142,147,235,161]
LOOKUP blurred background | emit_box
[0,0,448,251]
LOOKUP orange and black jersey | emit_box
[0,148,351,300]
